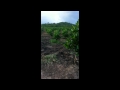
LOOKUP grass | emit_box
[41,54,58,65]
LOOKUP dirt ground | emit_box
[41,31,79,79]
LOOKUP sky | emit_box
[41,11,79,24]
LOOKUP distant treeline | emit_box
[41,22,75,27]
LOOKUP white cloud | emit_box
[41,11,79,24]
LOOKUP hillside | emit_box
[41,22,74,27]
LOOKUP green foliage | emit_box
[64,19,79,56]
[41,20,79,57]
[53,30,60,40]
[41,22,74,28]
[61,28,69,38]
[46,28,53,36]
[50,39,60,44]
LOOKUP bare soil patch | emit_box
[41,31,79,79]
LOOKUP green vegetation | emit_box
[41,20,79,60]
[41,54,57,65]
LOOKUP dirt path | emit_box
[41,31,79,79]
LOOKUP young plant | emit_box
[64,19,79,56]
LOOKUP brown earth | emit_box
[41,31,79,79]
